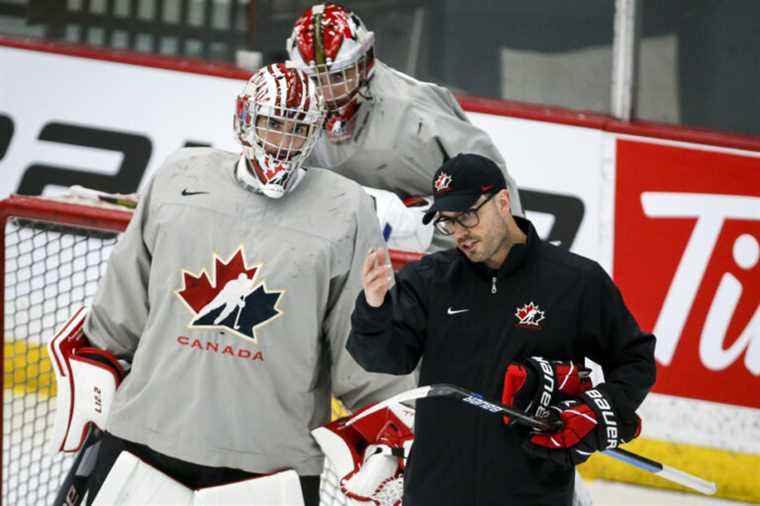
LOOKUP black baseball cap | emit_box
[422,153,507,225]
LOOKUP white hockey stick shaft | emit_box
[346,386,432,425]
[609,448,717,495]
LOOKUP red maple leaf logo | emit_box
[175,247,284,341]
[515,302,545,328]
[177,248,258,313]
[517,304,535,321]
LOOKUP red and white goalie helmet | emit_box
[287,3,375,141]
[234,63,325,199]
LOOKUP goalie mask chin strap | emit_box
[234,156,306,198]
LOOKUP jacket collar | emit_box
[462,216,538,279]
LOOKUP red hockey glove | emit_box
[501,356,591,424]
[523,388,642,468]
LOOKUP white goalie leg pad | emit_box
[91,451,193,506]
[363,186,434,253]
[48,306,124,454]
[92,451,305,506]
[195,470,304,506]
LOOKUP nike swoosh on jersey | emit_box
[181,189,209,196]
[447,307,469,315]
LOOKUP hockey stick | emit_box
[347,384,717,496]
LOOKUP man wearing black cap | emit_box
[347,153,657,505]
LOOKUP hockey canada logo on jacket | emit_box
[434,171,453,193]
[175,246,284,342]
[515,302,546,329]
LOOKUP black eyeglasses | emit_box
[433,191,498,235]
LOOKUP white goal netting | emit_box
[2,196,124,505]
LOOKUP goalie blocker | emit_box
[48,306,126,506]
[48,306,126,454]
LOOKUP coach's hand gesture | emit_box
[363,248,393,307]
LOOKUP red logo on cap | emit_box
[481,184,495,192]
[434,172,453,193]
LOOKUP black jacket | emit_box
[347,217,656,506]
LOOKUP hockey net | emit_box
[1,195,131,505]
[0,195,420,505]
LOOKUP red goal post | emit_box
[0,194,421,506]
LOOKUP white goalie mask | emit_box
[287,3,375,142]
[234,63,325,198]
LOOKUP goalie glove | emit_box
[312,403,414,506]
[523,388,642,468]
[48,306,126,453]
[501,356,591,424]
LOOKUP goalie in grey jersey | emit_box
[47,63,414,506]
[287,3,524,252]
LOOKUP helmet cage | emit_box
[233,65,325,195]
[309,45,374,110]
[287,4,376,110]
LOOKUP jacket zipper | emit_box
[491,276,497,294]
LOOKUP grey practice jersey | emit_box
[84,148,414,475]
[307,61,524,217]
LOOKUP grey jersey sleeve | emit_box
[84,176,155,358]
[415,84,524,216]
[324,189,416,411]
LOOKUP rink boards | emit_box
[1,38,759,502]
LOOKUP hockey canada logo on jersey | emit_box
[434,172,453,193]
[175,247,284,342]
[515,302,545,329]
